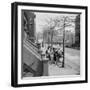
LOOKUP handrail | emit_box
[27,39,38,49]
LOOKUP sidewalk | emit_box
[41,47,80,76]
[48,63,79,76]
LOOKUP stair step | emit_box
[25,40,38,52]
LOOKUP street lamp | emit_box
[62,17,67,68]
[62,22,65,68]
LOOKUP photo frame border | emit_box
[11,2,88,87]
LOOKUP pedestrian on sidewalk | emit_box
[50,48,54,64]
[46,46,51,61]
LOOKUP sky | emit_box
[35,12,78,33]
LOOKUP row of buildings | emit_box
[40,14,80,48]
[22,10,80,49]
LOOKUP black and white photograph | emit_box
[22,10,80,77]
[11,2,88,87]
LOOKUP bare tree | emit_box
[43,15,77,67]
[43,15,76,46]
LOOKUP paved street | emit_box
[48,48,80,76]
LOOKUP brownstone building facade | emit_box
[22,11,43,77]
[75,14,80,47]
[22,10,36,42]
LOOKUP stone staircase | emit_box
[23,40,41,60]
[22,40,43,77]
